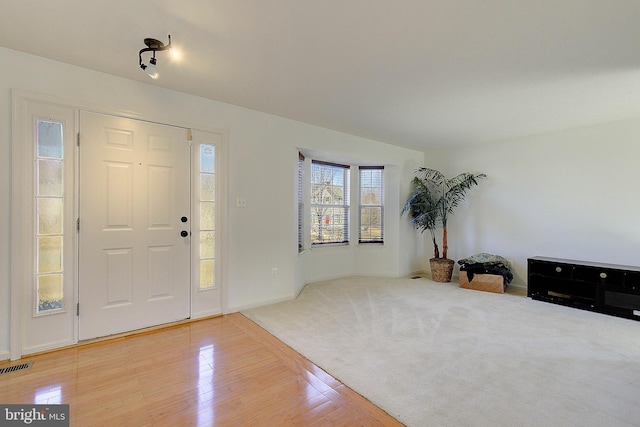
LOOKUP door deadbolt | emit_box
[181,216,188,223]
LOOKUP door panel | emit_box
[79,111,190,340]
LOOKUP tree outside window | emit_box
[359,167,384,243]
[310,161,350,245]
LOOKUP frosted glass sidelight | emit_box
[38,159,64,197]
[37,274,63,312]
[37,121,63,159]
[200,231,215,259]
[200,202,215,230]
[38,198,63,235]
[37,236,63,273]
[36,118,65,314]
[200,144,215,173]
[198,144,215,290]
[200,174,215,201]
[200,260,214,288]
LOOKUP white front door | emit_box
[78,111,191,340]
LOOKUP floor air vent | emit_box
[0,361,33,376]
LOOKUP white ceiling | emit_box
[2,0,640,150]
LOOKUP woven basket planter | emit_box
[429,258,455,282]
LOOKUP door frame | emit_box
[10,90,228,360]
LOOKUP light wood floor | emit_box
[0,313,403,426]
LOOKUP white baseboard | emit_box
[0,349,10,362]
[22,339,75,357]
[508,282,527,292]
[191,309,223,320]
[231,294,296,313]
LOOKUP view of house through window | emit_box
[310,161,350,245]
[35,120,65,314]
[359,166,384,243]
[303,159,384,248]
[199,144,215,289]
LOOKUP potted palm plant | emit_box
[402,167,486,282]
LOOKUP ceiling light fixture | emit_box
[139,35,171,79]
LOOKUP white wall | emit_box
[0,48,424,358]
[426,118,640,286]
[4,47,637,358]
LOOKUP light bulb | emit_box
[146,57,158,79]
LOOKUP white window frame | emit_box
[358,166,384,244]
[310,160,350,246]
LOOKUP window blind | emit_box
[359,166,384,243]
[310,160,350,245]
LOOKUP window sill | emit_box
[309,243,351,251]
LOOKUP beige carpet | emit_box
[242,276,640,426]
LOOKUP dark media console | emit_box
[528,256,640,321]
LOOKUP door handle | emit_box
[181,230,189,237]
